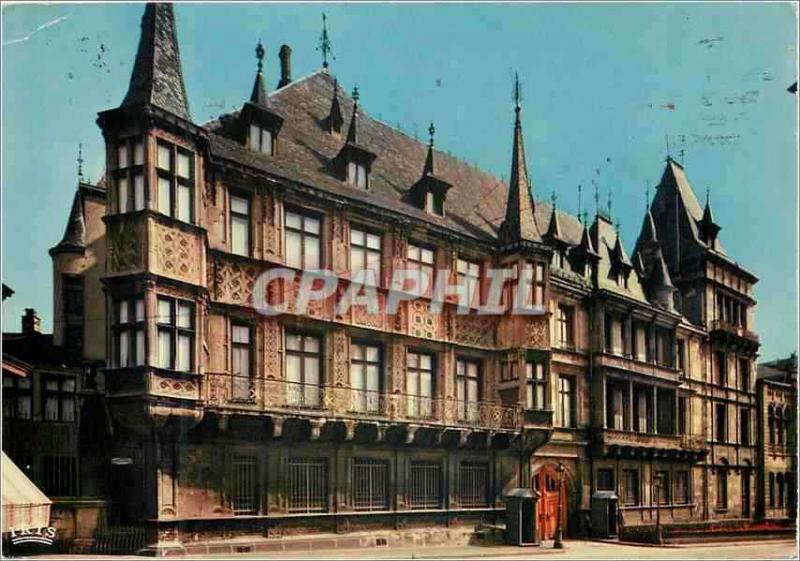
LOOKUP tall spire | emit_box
[346,85,360,144]
[77,143,84,183]
[327,77,344,134]
[122,3,191,121]
[423,122,436,176]
[317,13,332,70]
[250,40,268,106]
[499,73,539,244]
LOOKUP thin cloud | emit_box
[3,14,71,47]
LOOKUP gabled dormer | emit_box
[240,41,284,156]
[570,222,599,278]
[608,222,633,288]
[406,123,451,216]
[544,197,569,268]
[334,86,377,189]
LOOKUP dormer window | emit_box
[347,161,369,189]
[425,191,444,216]
[248,123,274,155]
[408,123,450,217]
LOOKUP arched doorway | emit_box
[532,464,568,541]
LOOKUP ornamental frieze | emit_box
[108,218,144,273]
[151,222,201,284]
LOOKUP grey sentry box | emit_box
[591,491,619,538]
[504,488,540,546]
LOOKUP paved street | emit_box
[192,539,798,560]
[15,538,798,560]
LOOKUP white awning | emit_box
[2,451,51,533]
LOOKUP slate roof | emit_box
[50,190,86,254]
[205,71,512,242]
[122,3,191,121]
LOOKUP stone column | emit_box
[652,386,659,434]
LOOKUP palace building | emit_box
[27,2,775,554]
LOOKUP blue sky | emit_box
[2,2,797,359]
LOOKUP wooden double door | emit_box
[533,465,567,540]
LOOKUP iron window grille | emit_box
[459,461,489,508]
[232,455,258,515]
[352,458,389,511]
[716,469,728,510]
[287,458,328,513]
[156,140,194,223]
[114,297,145,368]
[285,332,322,408]
[408,461,442,509]
[43,455,78,497]
[156,297,194,372]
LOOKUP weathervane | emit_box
[428,122,435,147]
[513,72,522,114]
[577,184,583,223]
[256,39,264,74]
[317,13,332,69]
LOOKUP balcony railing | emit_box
[204,373,525,431]
[602,429,708,452]
[709,319,759,344]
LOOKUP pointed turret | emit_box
[327,78,344,134]
[578,223,599,258]
[121,3,191,121]
[698,187,721,247]
[50,191,86,255]
[250,40,268,106]
[407,122,450,215]
[346,86,361,145]
[499,74,539,245]
[545,200,566,244]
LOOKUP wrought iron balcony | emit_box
[598,428,708,460]
[203,373,527,431]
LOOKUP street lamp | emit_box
[654,474,664,545]
[554,463,566,549]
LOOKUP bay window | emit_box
[43,377,77,423]
[114,137,145,213]
[156,141,194,223]
[156,297,194,372]
[114,297,145,368]
[526,362,547,410]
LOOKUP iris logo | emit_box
[8,526,56,546]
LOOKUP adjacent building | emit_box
[18,2,776,553]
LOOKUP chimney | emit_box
[22,308,40,335]
[278,44,292,88]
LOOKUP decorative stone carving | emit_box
[152,222,199,284]
[410,300,438,340]
[331,329,349,388]
[213,258,259,305]
[108,219,143,272]
[525,316,548,348]
[263,189,279,258]
[390,341,406,394]
[205,373,230,406]
[150,373,199,400]
[453,314,497,347]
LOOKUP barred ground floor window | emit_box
[673,470,690,504]
[459,461,489,507]
[232,455,259,515]
[622,469,639,506]
[408,461,442,509]
[43,455,77,497]
[352,458,390,511]
[288,458,328,513]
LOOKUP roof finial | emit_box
[592,178,600,215]
[646,184,650,209]
[665,133,671,161]
[513,72,522,117]
[550,190,557,207]
[607,190,613,220]
[318,13,332,70]
[577,184,583,223]
[352,85,359,104]
[428,122,435,148]
[256,39,264,74]
[705,186,711,207]
[77,143,84,182]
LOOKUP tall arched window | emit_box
[768,405,776,445]
[777,407,785,446]
[777,473,785,507]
